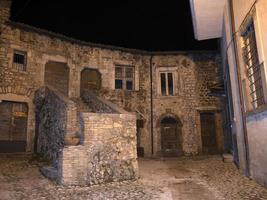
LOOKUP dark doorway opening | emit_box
[200,112,218,154]
[80,68,101,96]
[0,101,28,153]
[44,61,69,96]
[161,116,182,157]
[136,119,144,157]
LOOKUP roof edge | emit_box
[6,21,219,56]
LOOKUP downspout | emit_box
[150,55,154,156]
[229,0,250,176]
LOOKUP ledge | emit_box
[196,106,222,111]
[6,21,219,56]
[245,104,267,118]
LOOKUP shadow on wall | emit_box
[33,87,67,166]
[80,68,102,95]
[44,61,69,97]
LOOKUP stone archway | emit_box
[80,68,101,96]
[160,116,183,157]
[44,61,69,96]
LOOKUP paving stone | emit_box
[0,155,267,200]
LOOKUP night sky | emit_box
[10,0,218,51]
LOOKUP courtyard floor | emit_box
[0,155,267,200]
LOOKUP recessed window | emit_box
[241,21,264,109]
[126,81,133,90]
[115,79,123,89]
[160,72,174,96]
[115,65,134,91]
[13,50,27,71]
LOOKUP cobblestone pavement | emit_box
[0,155,267,200]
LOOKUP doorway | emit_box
[136,119,144,157]
[80,68,101,96]
[0,101,28,153]
[200,112,218,154]
[161,117,182,157]
[44,61,69,96]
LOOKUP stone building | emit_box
[0,0,225,185]
[190,0,267,187]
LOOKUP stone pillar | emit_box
[68,63,80,98]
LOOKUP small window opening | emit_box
[13,50,27,71]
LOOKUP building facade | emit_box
[190,0,267,187]
[0,0,224,161]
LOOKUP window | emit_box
[115,65,134,90]
[160,72,174,96]
[241,21,264,109]
[13,50,27,71]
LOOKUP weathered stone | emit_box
[0,1,225,186]
[1,155,267,200]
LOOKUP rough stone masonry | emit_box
[58,113,138,186]
[0,0,225,185]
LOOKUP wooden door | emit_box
[0,101,28,153]
[161,123,180,157]
[200,112,218,154]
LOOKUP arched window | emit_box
[80,68,101,95]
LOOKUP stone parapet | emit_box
[58,112,138,186]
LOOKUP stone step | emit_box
[72,98,92,112]
[0,152,32,159]
[222,153,234,163]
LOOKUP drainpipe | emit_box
[229,0,250,176]
[150,55,154,156]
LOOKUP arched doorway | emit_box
[160,116,182,157]
[80,68,101,96]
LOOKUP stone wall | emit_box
[34,87,79,164]
[195,55,222,107]
[58,113,138,186]
[149,55,223,156]
[151,55,199,155]
[0,19,153,154]
[97,55,152,155]
[0,1,224,157]
[0,0,10,25]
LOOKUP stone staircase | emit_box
[72,98,92,112]
[72,90,118,114]
[80,90,116,113]
[35,86,138,186]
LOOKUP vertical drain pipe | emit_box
[150,55,154,156]
[229,0,250,176]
